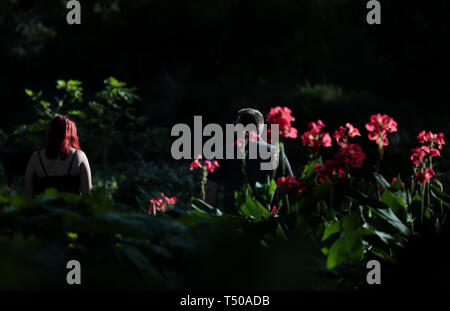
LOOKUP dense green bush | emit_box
[1,77,449,290]
[0,188,354,290]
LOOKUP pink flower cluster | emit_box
[149,193,177,215]
[416,169,436,185]
[276,176,307,195]
[335,144,366,169]
[300,120,332,153]
[365,114,398,147]
[333,123,361,148]
[189,155,220,173]
[266,106,298,139]
[411,130,445,184]
[410,146,440,166]
[315,144,366,184]
[314,160,346,184]
[417,130,445,150]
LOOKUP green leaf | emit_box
[191,197,223,216]
[327,229,364,269]
[105,77,125,88]
[381,190,407,220]
[254,177,277,208]
[39,101,51,110]
[88,101,104,114]
[373,172,391,190]
[322,221,340,241]
[369,246,392,261]
[25,89,34,97]
[430,184,450,208]
[362,225,399,246]
[342,212,361,232]
[367,204,410,235]
[236,185,271,222]
[67,110,87,119]
[67,80,82,87]
[301,157,322,180]
[391,175,405,192]
[56,80,66,89]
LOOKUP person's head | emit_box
[235,108,264,134]
[45,115,80,160]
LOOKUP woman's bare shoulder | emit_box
[27,150,41,169]
[74,149,89,162]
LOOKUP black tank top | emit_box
[34,150,81,195]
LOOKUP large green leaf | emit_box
[381,190,407,220]
[191,197,223,216]
[237,189,271,222]
[367,204,410,236]
[342,212,361,232]
[373,172,391,190]
[430,184,450,208]
[321,221,340,242]
[326,229,364,269]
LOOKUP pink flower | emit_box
[333,123,361,147]
[149,193,177,215]
[301,120,333,152]
[266,106,298,139]
[276,176,307,195]
[314,160,346,184]
[410,146,430,166]
[190,154,203,170]
[418,131,445,150]
[365,114,397,147]
[430,132,445,150]
[161,193,177,205]
[204,160,220,173]
[314,143,366,184]
[429,149,441,157]
[417,130,430,144]
[335,144,366,169]
[333,126,347,143]
[346,123,361,138]
[271,206,277,215]
[416,168,435,185]
[322,132,332,148]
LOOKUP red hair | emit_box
[45,115,80,160]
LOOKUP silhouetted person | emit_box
[25,115,92,198]
[205,108,293,213]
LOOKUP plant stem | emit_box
[201,168,207,200]
[420,184,425,225]
[428,157,433,210]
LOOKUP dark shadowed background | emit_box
[1,0,450,292]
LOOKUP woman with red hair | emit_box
[25,115,92,198]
